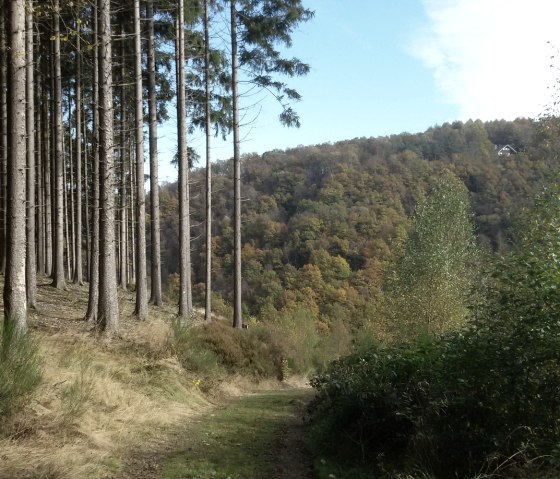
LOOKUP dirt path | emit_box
[122,388,316,479]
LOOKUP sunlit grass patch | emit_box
[162,389,312,479]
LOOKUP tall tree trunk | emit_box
[0,7,7,275]
[74,3,83,285]
[176,1,193,323]
[25,1,36,308]
[96,0,119,332]
[133,0,148,320]
[35,64,44,276]
[4,0,28,335]
[85,1,100,323]
[41,62,52,277]
[84,114,90,281]
[65,109,73,280]
[147,0,162,306]
[128,145,136,285]
[231,0,242,329]
[204,0,212,321]
[52,0,66,289]
[118,24,127,291]
[62,131,72,279]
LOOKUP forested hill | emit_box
[156,118,559,325]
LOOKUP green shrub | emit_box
[169,320,226,384]
[169,308,352,386]
[169,319,286,382]
[310,256,560,476]
[309,184,560,477]
[0,324,42,425]
[310,322,560,477]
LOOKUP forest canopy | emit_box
[158,117,556,330]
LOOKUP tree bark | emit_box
[41,59,52,277]
[35,64,44,276]
[65,110,73,280]
[147,0,162,306]
[4,0,28,335]
[83,113,90,281]
[52,0,66,290]
[0,7,7,275]
[176,1,193,323]
[118,24,127,291]
[231,0,242,329]
[95,0,119,333]
[25,1,36,309]
[128,144,136,285]
[85,1,100,323]
[73,2,83,285]
[133,0,148,320]
[204,0,212,322]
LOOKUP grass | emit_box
[0,323,42,421]
[162,389,314,479]
[0,277,213,479]
[0,277,317,479]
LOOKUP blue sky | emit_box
[157,0,560,183]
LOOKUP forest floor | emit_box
[125,389,315,479]
[0,277,316,479]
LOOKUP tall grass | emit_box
[0,322,42,425]
[60,358,95,424]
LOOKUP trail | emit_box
[122,388,316,479]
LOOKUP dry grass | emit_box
[0,277,214,479]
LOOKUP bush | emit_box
[0,325,42,426]
[168,320,227,388]
[310,236,560,477]
[169,319,286,383]
[310,316,560,477]
[169,305,351,385]
[309,184,560,477]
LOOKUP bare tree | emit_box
[0,4,6,276]
[230,0,242,329]
[118,24,127,291]
[4,0,28,335]
[176,0,193,323]
[85,2,100,324]
[73,0,83,285]
[204,0,212,322]
[25,0,36,308]
[96,0,119,332]
[41,51,52,278]
[133,0,148,320]
[147,0,162,306]
[52,0,66,290]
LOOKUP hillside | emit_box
[157,118,559,328]
[0,277,313,479]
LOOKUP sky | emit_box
[157,0,560,183]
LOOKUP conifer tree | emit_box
[228,0,313,328]
[96,0,119,332]
[4,0,28,335]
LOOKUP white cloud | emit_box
[411,0,560,120]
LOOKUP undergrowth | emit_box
[0,324,41,427]
[60,357,95,424]
[169,306,352,390]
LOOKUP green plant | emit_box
[384,173,479,338]
[61,358,95,423]
[309,183,560,477]
[0,324,42,425]
[168,320,226,387]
